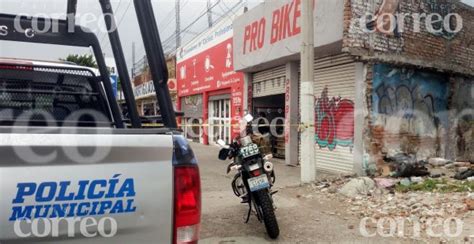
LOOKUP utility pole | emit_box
[131,42,136,78]
[300,0,316,183]
[207,0,213,27]
[175,0,181,49]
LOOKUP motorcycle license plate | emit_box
[240,143,260,158]
[248,175,270,192]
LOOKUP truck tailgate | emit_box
[0,132,174,243]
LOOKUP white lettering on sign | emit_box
[243,0,303,55]
[134,81,156,98]
[134,79,176,98]
[233,0,343,71]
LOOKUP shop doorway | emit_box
[253,94,285,158]
[183,117,202,143]
[208,99,231,144]
[142,102,157,116]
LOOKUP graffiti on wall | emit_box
[314,87,355,151]
[372,64,449,135]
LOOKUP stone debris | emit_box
[410,176,423,183]
[309,174,474,241]
[338,177,375,198]
[374,178,398,188]
[466,199,474,211]
[428,158,450,167]
[378,154,473,181]
[400,178,411,186]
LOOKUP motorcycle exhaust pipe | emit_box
[264,161,274,173]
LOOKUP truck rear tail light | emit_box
[0,64,33,71]
[174,166,201,244]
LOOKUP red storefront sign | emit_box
[177,37,245,142]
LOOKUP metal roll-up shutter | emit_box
[209,94,231,101]
[252,65,286,98]
[182,95,203,119]
[313,54,356,174]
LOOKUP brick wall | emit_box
[133,56,176,87]
[363,62,454,175]
[344,0,474,76]
[447,76,474,162]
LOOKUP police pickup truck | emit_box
[0,1,200,243]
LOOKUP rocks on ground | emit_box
[338,177,375,198]
[307,170,474,241]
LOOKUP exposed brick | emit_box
[344,0,474,76]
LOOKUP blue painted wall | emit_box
[372,64,449,129]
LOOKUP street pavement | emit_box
[192,142,408,244]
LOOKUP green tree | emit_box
[61,54,98,68]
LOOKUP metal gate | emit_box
[313,54,356,174]
[252,65,286,98]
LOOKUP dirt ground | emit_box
[191,142,472,243]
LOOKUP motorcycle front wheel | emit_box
[255,190,280,239]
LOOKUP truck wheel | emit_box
[255,190,280,239]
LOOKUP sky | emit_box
[0,0,261,69]
[0,0,472,69]
[464,0,474,6]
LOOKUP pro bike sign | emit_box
[233,0,344,71]
[8,175,137,238]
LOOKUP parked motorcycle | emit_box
[217,114,279,239]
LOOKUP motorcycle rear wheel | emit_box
[255,190,280,239]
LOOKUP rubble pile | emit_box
[309,166,474,239]
[344,191,473,220]
[313,177,473,218]
[380,154,474,181]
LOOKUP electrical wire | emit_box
[99,0,124,45]
[132,0,244,71]
[102,0,133,51]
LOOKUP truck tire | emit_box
[255,190,279,239]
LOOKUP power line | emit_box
[133,0,244,70]
[134,1,189,62]
[99,0,123,45]
[102,0,133,51]
[162,0,241,54]
[175,0,181,49]
[207,0,213,27]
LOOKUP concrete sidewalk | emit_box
[191,141,301,191]
[192,142,410,243]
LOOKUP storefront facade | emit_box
[133,78,177,116]
[233,0,473,175]
[124,56,178,116]
[177,15,245,145]
[233,0,361,171]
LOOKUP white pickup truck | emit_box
[0,1,201,243]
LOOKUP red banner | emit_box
[177,37,245,138]
[177,38,243,97]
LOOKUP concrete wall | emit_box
[344,0,474,76]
